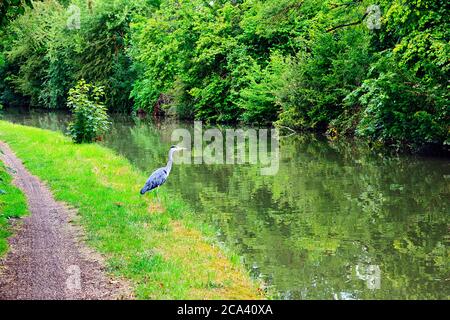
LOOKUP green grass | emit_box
[0,120,263,299]
[0,162,28,256]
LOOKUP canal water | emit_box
[3,110,449,299]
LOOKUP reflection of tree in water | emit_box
[173,133,449,299]
[3,109,70,132]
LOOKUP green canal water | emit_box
[3,110,449,299]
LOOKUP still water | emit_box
[3,110,449,299]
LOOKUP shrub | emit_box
[238,53,286,125]
[346,55,449,151]
[275,29,371,131]
[67,79,110,143]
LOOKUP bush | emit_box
[346,55,449,151]
[67,80,110,143]
[275,29,371,131]
[238,53,286,125]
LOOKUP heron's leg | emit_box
[151,191,155,205]
[150,190,156,205]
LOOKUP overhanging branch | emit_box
[326,12,368,32]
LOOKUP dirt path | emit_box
[0,141,131,300]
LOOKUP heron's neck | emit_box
[165,149,175,174]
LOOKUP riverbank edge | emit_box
[0,120,265,299]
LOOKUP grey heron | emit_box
[140,145,184,196]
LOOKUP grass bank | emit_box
[0,120,263,299]
[0,162,28,256]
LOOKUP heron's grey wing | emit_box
[142,167,168,193]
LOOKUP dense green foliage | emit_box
[0,0,448,151]
[0,0,33,26]
[0,0,156,111]
[129,0,448,151]
[67,79,110,143]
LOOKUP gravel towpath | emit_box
[0,141,131,300]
